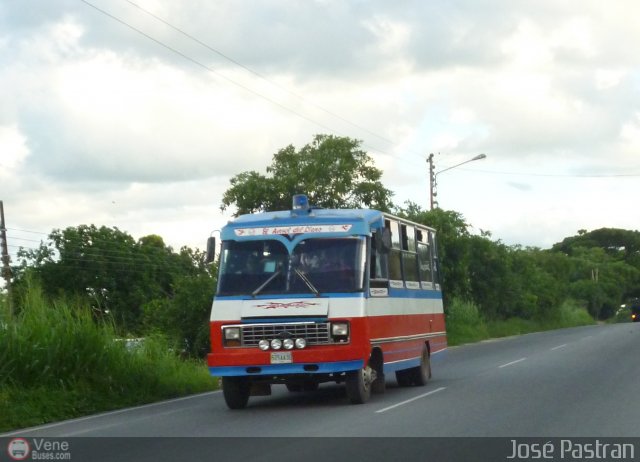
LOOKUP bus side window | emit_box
[389,249,402,281]
[429,231,441,287]
[386,221,402,284]
[370,234,389,280]
[389,220,401,249]
[418,242,432,283]
[417,229,432,286]
[401,225,419,286]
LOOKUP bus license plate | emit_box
[270,352,292,364]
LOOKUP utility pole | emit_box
[427,153,437,210]
[428,153,486,210]
[0,200,13,316]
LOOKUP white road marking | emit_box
[551,344,567,351]
[498,357,527,368]
[375,387,446,414]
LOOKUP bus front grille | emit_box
[240,322,331,346]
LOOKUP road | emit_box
[3,323,639,460]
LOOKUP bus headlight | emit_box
[283,338,295,350]
[295,338,307,349]
[223,327,241,347]
[331,322,349,342]
[258,340,270,351]
[271,339,283,350]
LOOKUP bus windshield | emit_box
[217,238,365,296]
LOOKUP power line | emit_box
[462,168,640,178]
[123,0,418,158]
[7,236,44,244]
[80,0,421,167]
[5,227,48,236]
[5,228,207,270]
[7,246,209,276]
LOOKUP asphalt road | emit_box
[3,323,640,460]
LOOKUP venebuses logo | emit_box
[7,438,30,461]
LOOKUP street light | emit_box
[428,153,487,210]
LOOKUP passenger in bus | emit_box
[244,254,261,274]
[323,249,352,272]
[300,251,321,272]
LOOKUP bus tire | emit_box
[410,346,431,386]
[222,376,250,409]
[371,373,386,394]
[345,365,374,404]
[370,349,385,394]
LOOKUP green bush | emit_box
[0,280,216,432]
[486,318,538,337]
[445,298,595,346]
[549,300,595,328]
[445,298,490,345]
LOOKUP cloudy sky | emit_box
[1,0,639,265]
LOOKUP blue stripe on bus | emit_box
[387,289,443,299]
[382,357,421,374]
[214,290,442,301]
[209,359,364,377]
[215,293,364,301]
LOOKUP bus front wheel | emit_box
[345,365,375,404]
[222,376,250,409]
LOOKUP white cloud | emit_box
[0,125,28,172]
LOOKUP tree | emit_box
[553,228,640,265]
[552,228,640,316]
[142,265,217,358]
[13,225,210,333]
[221,134,394,215]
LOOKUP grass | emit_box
[446,297,595,346]
[0,282,217,433]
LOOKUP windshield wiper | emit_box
[294,269,320,296]
[252,270,282,297]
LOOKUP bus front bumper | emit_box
[209,359,364,377]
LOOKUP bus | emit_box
[206,195,447,409]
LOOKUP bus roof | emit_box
[219,194,435,240]
[229,208,384,227]
[222,206,436,238]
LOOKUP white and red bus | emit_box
[206,195,446,409]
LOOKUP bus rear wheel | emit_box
[395,346,431,386]
[222,376,250,409]
[410,346,431,386]
[345,365,375,404]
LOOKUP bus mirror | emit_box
[375,228,392,254]
[205,236,216,263]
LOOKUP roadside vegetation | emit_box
[445,297,594,346]
[0,281,216,433]
[2,134,639,431]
